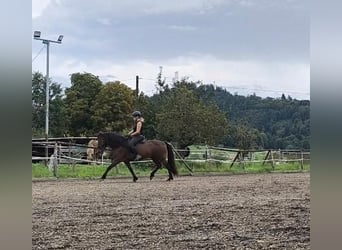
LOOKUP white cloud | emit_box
[32,0,309,99]
[32,0,235,20]
[96,18,112,26]
[32,0,51,18]
[168,25,198,31]
[33,53,309,99]
[159,56,309,99]
[32,0,306,21]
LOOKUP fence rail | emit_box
[32,138,310,177]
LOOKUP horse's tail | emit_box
[165,142,178,176]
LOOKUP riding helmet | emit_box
[132,111,142,117]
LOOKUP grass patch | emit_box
[32,162,170,179]
[178,161,309,175]
[32,164,55,178]
[33,161,310,179]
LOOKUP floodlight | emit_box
[57,35,63,42]
[34,31,41,39]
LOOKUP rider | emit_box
[127,111,145,160]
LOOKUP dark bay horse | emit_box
[96,132,178,182]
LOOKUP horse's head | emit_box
[96,132,128,158]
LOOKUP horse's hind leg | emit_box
[150,159,173,181]
[124,162,138,182]
[162,159,173,181]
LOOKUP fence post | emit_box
[270,150,275,170]
[262,150,270,166]
[230,151,240,169]
[68,141,71,167]
[300,150,304,171]
[207,145,212,169]
[58,143,61,164]
[48,142,58,177]
[53,143,58,177]
[242,151,246,171]
[205,145,208,161]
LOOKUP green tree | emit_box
[91,81,134,132]
[64,72,102,136]
[32,71,66,137]
[156,66,168,93]
[200,104,228,145]
[193,85,310,149]
[49,80,67,137]
[226,123,262,150]
[157,86,228,148]
[32,72,45,137]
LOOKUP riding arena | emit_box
[32,137,310,249]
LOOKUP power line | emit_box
[139,77,156,81]
[32,44,46,62]
[222,85,310,96]
[121,74,310,98]
[120,78,134,82]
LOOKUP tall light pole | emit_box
[33,31,63,165]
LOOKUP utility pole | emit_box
[135,75,139,98]
[33,31,63,166]
[135,75,139,109]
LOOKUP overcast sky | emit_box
[32,0,309,99]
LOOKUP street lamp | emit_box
[33,31,63,164]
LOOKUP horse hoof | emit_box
[150,175,154,181]
[99,178,105,182]
[133,178,138,182]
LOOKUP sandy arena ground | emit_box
[32,173,310,249]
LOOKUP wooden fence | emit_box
[32,138,310,177]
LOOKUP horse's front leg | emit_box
[101,159,119,180]
[124,162,138,182]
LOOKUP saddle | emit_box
[127,135,145,146]
[135,135,146,145]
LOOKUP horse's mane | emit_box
[99,132,128,148]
